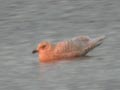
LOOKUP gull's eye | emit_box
[41,45,46,49]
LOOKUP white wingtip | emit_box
[94,35,106,46]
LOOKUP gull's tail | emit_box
[93,35,106,47]
[80,35,106,56]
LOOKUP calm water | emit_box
[0,0,120,90]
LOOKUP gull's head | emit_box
[32,41,51,54]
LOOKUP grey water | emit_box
[0,0,120,90]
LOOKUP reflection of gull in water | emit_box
[32,35,106,62]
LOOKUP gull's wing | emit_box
[53,35,105,58]
[54,35,92,54]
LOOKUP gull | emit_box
[32,35,106,62]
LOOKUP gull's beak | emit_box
[32,49,38,54]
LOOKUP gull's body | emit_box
[32,35,105,62]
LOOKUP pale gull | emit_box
[32,35,106,62]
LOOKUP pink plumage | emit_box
[32,35,106,62]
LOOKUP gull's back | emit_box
[54,35,105,56]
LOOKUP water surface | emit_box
[0,0,120,90]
